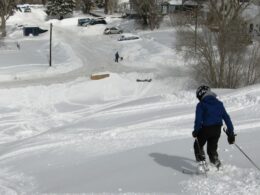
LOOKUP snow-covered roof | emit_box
[168,0,183,5]
[183,0,198,6]
[242,4,260,20]
[251,13,260,24]
[119,33,139,37]
[17,4,30,8]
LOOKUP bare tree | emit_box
[81,0,93,13]
[107,0,118,14]
[42,0,47,5]
[244,42,260,85]
[172,0,260,88]
[0,0,16,37]
[104,0,109,14]
[131,0,162,30]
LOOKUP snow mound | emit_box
[182,165,260,195]
[8,8,47,27]
[0,39,82,82]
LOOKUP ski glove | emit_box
[192,130,199,138]
[227,133,235,144]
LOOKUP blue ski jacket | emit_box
[194,94,234,134]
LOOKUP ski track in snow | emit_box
[0,89,260,162]
[0,168,35,194]
[0,88,259,143]
[0,77,260,194]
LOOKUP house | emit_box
[117,0,130,16]
[118,0,168,17]
[249,14,260,36]
[183,0,198,11]
[161,0,183,14]
[161,0,202,15]
[243,3,260,36]
[117,0,137,17]
[118,0,201,16]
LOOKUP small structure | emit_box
[161,2,170,15]
[161,0,183,14]
[136,79,152,82]
[117,0,138,17]
[243,4,260,37]
[183,0,198,11]
[161,0,202,14]
[90,74,110,80]
[24,7,31,13]
[23,27,48,36]
[78,18,91,26]
[249,14,260,36]
[117,0,130,13]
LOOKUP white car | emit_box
[104,27,123,35]
[118,33,140,41]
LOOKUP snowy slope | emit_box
[0,6,259,194]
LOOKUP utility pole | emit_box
[49,23,52,67]
[104,0,109,14]
[195,0,198,52]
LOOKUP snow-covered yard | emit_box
[0,6,259,194]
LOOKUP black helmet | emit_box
[196,85,210,101]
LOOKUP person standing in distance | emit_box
[115,51,120,63]
[192,85,235,168]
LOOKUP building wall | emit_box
[250,15,260,35]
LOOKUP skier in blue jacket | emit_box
[193,85,235,168]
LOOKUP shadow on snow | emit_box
[149,153,197,173]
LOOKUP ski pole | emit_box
[223,128,260,172]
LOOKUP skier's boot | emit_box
[214,159,221,170]
[197,160,209,173]
[210,158,221,170]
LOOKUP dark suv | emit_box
[78,18,106,26]
[89,19,107,25]
[78,18,91,26]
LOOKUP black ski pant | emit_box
[194,125,221,164]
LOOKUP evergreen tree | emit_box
[46,0,76,20]
[0,0,16,37]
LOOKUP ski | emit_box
[182,163,224,176]
[182,168,206,176]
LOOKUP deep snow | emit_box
[0,5,259,195]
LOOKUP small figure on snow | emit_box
[16,42,20,50]
[192,85,235,169]
[115,51,120,63]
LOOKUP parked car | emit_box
[24,7,31,12]
[23,27,48,36]
[89,18,107,25]
[104,27,123,35]
[78,18,91,26]
[78,18,106,27]
[118,33,140,41]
